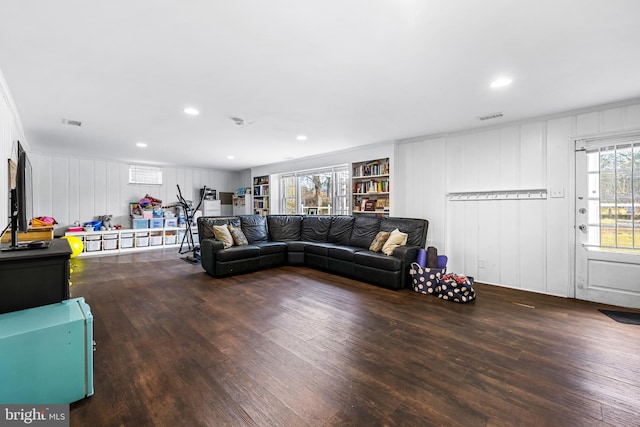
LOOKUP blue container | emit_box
[132,218,149,229]
[149,218,164,228]
[83,221,102,231]
[0,298,94,404]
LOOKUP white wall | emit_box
[0,71,26,232]
[31,152,242,234]
[396,99,640,297]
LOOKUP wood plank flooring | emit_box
[68,250,640,426]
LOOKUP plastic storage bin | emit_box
[85,235,101,252]
[83,221,102,231]
[149,232,163,246]
[164,232,177,245]
[102,233,118,250]
[164,218,178,228]
[135,232,149,247]
[149,218,164,228]
[120,232,134,248]
[132,219,149,229]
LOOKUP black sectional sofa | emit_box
[197,214,428,290]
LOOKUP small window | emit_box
[129,165,163,185]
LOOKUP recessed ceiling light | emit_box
[61,118,82,127]
[136,142,148,148]
[490,77,513,89]
[227,155,235,160]
[296,135,308,141]
[184,107,200,115]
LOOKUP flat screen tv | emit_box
[2,141,44,251]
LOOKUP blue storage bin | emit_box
[149,218,164,228]
[132,219,149,229]
[83,221,102,231]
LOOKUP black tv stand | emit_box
[1,240,51,252]
[0,239,71,314]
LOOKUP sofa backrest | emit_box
[267,215,303,241]
[301,216,332,242]
[349,215,381,248]
[240,215,269,243]
[197,216,241,240]
[380,217,429,247]
[327,216,354,245]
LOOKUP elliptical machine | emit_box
[176,184,206,263]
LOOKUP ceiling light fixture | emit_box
[61,118,82,127]
[296,135,308,141]
[227,155,235,160]
[136,142,148,148]
[490,77,513,89]
[184,107,200,115]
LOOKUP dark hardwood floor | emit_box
[68,250,640,427]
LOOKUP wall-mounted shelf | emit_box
[448,189,547,201]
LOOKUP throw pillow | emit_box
[369,231,391,252]
[228,224,248,246]
[212,224,234,249]
[382,228,408,256]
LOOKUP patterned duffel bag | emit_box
[438,273,476,303]
[410,262,446,295]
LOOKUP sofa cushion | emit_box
[304,242,335,256]
[286,241,306,252]
[240,215,269,243]
[369,231,390,252]
[354,251,403,271]
[213,225,234,248]
[328,246,363,262]
[228,225,249,246]
[253,241,287,256]
[381,228,408,256]
[381,217,427,247]
[215,245,260,262]
[327,216,355,245]
[301,216,332,242]
[349,215,382,248]
[198,216,241,240]
[267,215,303,241]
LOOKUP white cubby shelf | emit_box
[64,226,198,257]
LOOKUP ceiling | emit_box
[1,1,639,171]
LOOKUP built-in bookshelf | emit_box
[351,157,390,216]
[252,175,270,215]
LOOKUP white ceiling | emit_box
[1,1,639,171]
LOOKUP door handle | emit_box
[578,224,587,232]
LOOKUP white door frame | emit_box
[574,132,640,309]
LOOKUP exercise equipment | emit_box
[176,185,206,263]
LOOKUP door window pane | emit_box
[586,140,640,250]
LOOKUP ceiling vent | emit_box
[61,118,82,127]
[230,116,255,128]
[477,112,504,121]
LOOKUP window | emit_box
[129,165,163,185]
[586,139,640,250]
[280,165,349,215]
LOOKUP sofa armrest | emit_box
[200,238,225,275]
[392,244,421,289]
[392,244,420,264]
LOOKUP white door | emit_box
[575,135,640,309]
